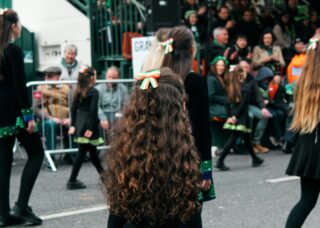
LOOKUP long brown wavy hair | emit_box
[103,67,201,225]
[291,36,320,133]
[224,65,245,103]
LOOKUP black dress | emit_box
[0,43,34,136]
[223,84,251,133]
[286,127,320,180]
[71,87,103,146]
[184,72,215,202]
[107,213,202,228]
[0,43,44,221]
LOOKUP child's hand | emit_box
[201,179,212,191]
[271,55,279,62]
[62,118,71,126]
[84,130,93,138]
[68,127,75,135]
[100,120,109,130]
[261,108,271,119]
[26,120,35,134]
[226,117,236,124]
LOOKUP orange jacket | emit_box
[287,53,307,84]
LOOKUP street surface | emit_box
[9,150,320,228]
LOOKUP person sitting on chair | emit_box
[33,66,71,151]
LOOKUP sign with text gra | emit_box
[132,36,154,76]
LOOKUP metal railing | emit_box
[91,0,146,74]
[27,79,135,171]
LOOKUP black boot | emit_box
[66,179,86,190]
[252,156,264,167]
[282,141,293,154]
[215,160,230,171]
[10,204,42,226]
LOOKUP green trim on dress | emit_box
[198,182,216,201]
[200,160,212,172]
[223,123,251,133]
[0,116,38,138]
[21,108,33,116]
[74,137,104,146]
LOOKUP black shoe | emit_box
[66,179,86,190]
[10,204,42,226]
[215,162,230,171]
[63,155,74,165]
[252,157,264,167]
[0,214,24,227]
[282,141,293,154]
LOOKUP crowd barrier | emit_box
[26,79,135,171]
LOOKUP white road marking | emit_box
[266,176,300,183]
[40,205,108,220]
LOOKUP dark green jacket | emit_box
[207,74,227,119]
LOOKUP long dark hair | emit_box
[103,67,201,225]
[259,29,276,47]
[161,26,195,80]
[0,9,19,63]
[74,66,95,102]
[224,65,245,103]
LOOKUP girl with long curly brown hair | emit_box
[285,35,320,228]
[104,67,202,227]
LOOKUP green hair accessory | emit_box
[210,56,229,66]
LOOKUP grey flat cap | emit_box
[44,66,62,75]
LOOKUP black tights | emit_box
[217,131,258,165]
[285,178,320,228]
[69,143,103,181]
[0,131,44,216]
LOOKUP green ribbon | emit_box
[74,137,104,146]
[223,123,251,133]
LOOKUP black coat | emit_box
[225,44,252,65]
[245,74,265,109]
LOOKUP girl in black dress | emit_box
[161,26,215,204]
[285,35,320,228]
[67,66,104,190]
[0,9,44,227]
[104,68,202,227]
[215,65,264,171]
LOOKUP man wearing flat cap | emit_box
[33,66,71,151]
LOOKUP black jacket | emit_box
[245,74,265,109]
[225,44,252,65]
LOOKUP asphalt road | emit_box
[8,150,320,228]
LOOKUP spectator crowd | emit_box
[181,0,317,154]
